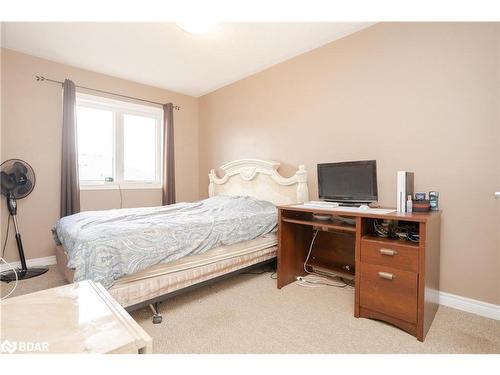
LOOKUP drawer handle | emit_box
[379,248,397,256]
[378,271,396,280]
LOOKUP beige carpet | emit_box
[2,265,499,353]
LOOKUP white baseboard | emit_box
[0,255,57,272]
[438,291,500,321]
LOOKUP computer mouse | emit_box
[359,205,369,210]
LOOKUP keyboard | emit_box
[296,202,395,215]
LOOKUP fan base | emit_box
[1,267,49,283]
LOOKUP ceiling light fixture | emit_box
[176,21,216,35]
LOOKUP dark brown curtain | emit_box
[60,79,80,217]
[162,103,175,205]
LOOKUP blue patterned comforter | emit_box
[53,195,277,288]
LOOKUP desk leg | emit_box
[277,219,309,289]
[354,217,364,318]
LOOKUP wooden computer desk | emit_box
[277,204,441,341]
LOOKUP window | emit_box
[76,93,162,189]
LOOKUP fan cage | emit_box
[0,158,36,200]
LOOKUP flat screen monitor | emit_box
[317,160,378,203]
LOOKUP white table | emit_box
[0,280,152,354]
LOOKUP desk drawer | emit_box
[361,237,418,272]
[359,262,418,324]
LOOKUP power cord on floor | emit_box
[241,266,278,279]
[340,277,355,288]
[296,274,348,288]
[0,257,18,299]
[242,266,275,275]
[1,215,20,299]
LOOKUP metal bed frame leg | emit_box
[149,302,163,324]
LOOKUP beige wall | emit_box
[2,23,499,306]
[199,23,500,305]
[1,48,199,262]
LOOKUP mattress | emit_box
[113,233,277,285]
[53,195,277,288]
[56,234,277,308]
[109,234,277,307]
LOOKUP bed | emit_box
[54,159,309,322]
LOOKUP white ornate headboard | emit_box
[208,159,309,206]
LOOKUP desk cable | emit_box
[303,228,320,275]
[118,183,123,209]
[298,228,350,288]
[1,214,18,300]
[1,214,11,258]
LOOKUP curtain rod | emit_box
[35,75,181,110]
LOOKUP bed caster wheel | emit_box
[152,314,162,324]
[149,303,163,324]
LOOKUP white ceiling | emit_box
[2,22,372,97]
